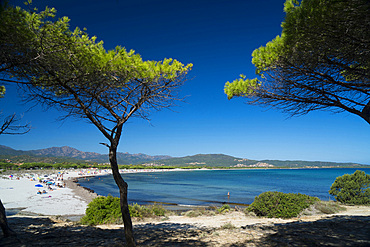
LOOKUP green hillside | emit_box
[143,154,368,168]
[0,145,368,169]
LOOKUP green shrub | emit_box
[150,204,166,216]
[128,203,146,218]
[217,204,231,214]
[80,195,121,225]
[129,203,168,218]
[81,196,169,225]
[247,191,319,218]
[329,170,370,205]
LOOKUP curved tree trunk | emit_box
[109,144,136,247]
[0,200,16,237]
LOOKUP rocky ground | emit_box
[1,205,369,246]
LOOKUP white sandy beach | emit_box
[0,168,188,216]
[0,169,110,215]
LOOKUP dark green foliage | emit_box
[81,196,168,225]
[80,195,121,225]
[329,170,370,205]
[0,162,17,170]
[247,191,319,218]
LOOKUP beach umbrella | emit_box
[46,181,53,184]
[35,184,43,187]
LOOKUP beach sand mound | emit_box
[1,206,370,246]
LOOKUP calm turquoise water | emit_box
[78,168,370,207]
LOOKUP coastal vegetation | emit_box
[81,196,121,225]
[81,193,348,225]
[0,162,92,170]
[81,196,170,225]
[247,191,319,218]
[81,196,241,225]
[181,204,232,218]
[329,170,370,205]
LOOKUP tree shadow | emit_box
[2,215,369,246]
[1,217,215,246]
[239,215,370,247]
[135,223,215,246]
[1,216,126,246]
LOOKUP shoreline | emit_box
[1,167,370,217]
[2,168,370,246]
[0,168,202,217]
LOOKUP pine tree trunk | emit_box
[109,144,136,247]
[0,200,16,237]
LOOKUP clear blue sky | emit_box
[1,0,369,164]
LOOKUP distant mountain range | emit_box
[0,145,368,168]
[0,145,171,165]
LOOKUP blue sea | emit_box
[78,168,370,207]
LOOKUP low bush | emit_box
[329,170,370,205]
[247,191,319,218]
[129,203,167,218]
[80,195,121,225]
[217,204,231,214]
[80,196,169,225]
